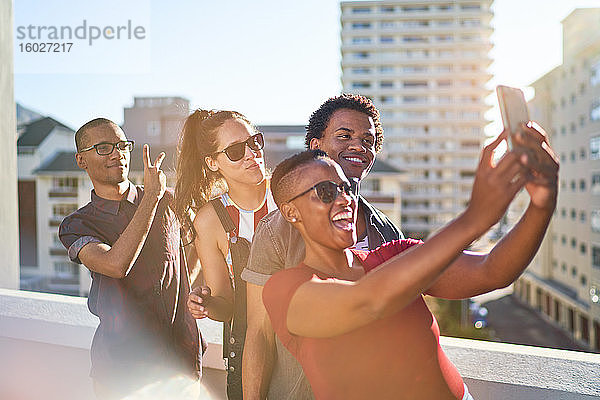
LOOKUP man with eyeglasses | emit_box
[59,118,203,399]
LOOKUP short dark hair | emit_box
[271,149,329,208]
[305,94,384,153]
[75,118,119,152]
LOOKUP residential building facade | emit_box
[515,9,600,352]
[340,0,493,238]
[17,115,91,296]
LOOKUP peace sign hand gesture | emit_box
[143,144,166,201]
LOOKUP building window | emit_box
[461,4,481,10]
[592,210,600,232]
[52,177,78,192]
[352,37,372,44]
[571,209,577,220]
[52,204,78,218]
[591,137,600,159]
[380,21,395,29]
[561,235,567,245]
[352,22,372,29]
[580,179,587,191]
[380,6,395,12]
[403,66,428,73]
[402,6,429,12]
[581,211,587,222]
[591,99,600,121]
[593,246,600,267]
[403,81,428,88]
[581,275,588,286]
[147,121,160,137]
[561,208,566,218]
[436,35,453,42]
[580,115,586,127]
[380,81,394,88]
[581,148,586,160]
[581,243,587,254]
[379,66,394,73]
[54,261,79,279]
[403,36,427,43]
[53,233,62,247]
[570,151,576,161]
[571,238,577,249]
[404,96,427,104]
[571,266,577,277]
[593,174,600,194]
[380,36,394,43]
[352,7,371,13]
[591,60,600,86]
[353,52,369,59]
[351,82,371,89]
[571,180,576,191]
[461,34,480,42]
[460,19,481,27]
[351,67,371,74]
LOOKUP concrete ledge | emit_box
[441,336,600,399]
[0,288,225,369]
[2,289,600,399]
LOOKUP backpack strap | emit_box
[210,198,237,238]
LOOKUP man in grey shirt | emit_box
[241,94,403,399]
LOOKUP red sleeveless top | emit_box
[263,239,465,400]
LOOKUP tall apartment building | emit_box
[514,9,600,352]
[340,0,493,239]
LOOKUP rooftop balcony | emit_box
[1,288,599,399]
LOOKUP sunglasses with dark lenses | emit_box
[79,140,134,156]
[214,132,264,162]
[287,180,355,204]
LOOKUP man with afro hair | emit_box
[240,94,402,400]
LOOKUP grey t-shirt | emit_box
[241,197,402,400]
[241,210,311,400]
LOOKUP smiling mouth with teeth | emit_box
[343,156,365,164]
[332,210,354,231]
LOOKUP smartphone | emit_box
[496,85,529,150]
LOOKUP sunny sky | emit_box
[12,0,600,132]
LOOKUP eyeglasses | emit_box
[287,180,355,204]
[214,133,264,162]
[79,140,134,156]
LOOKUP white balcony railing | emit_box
[1,288,599,399]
